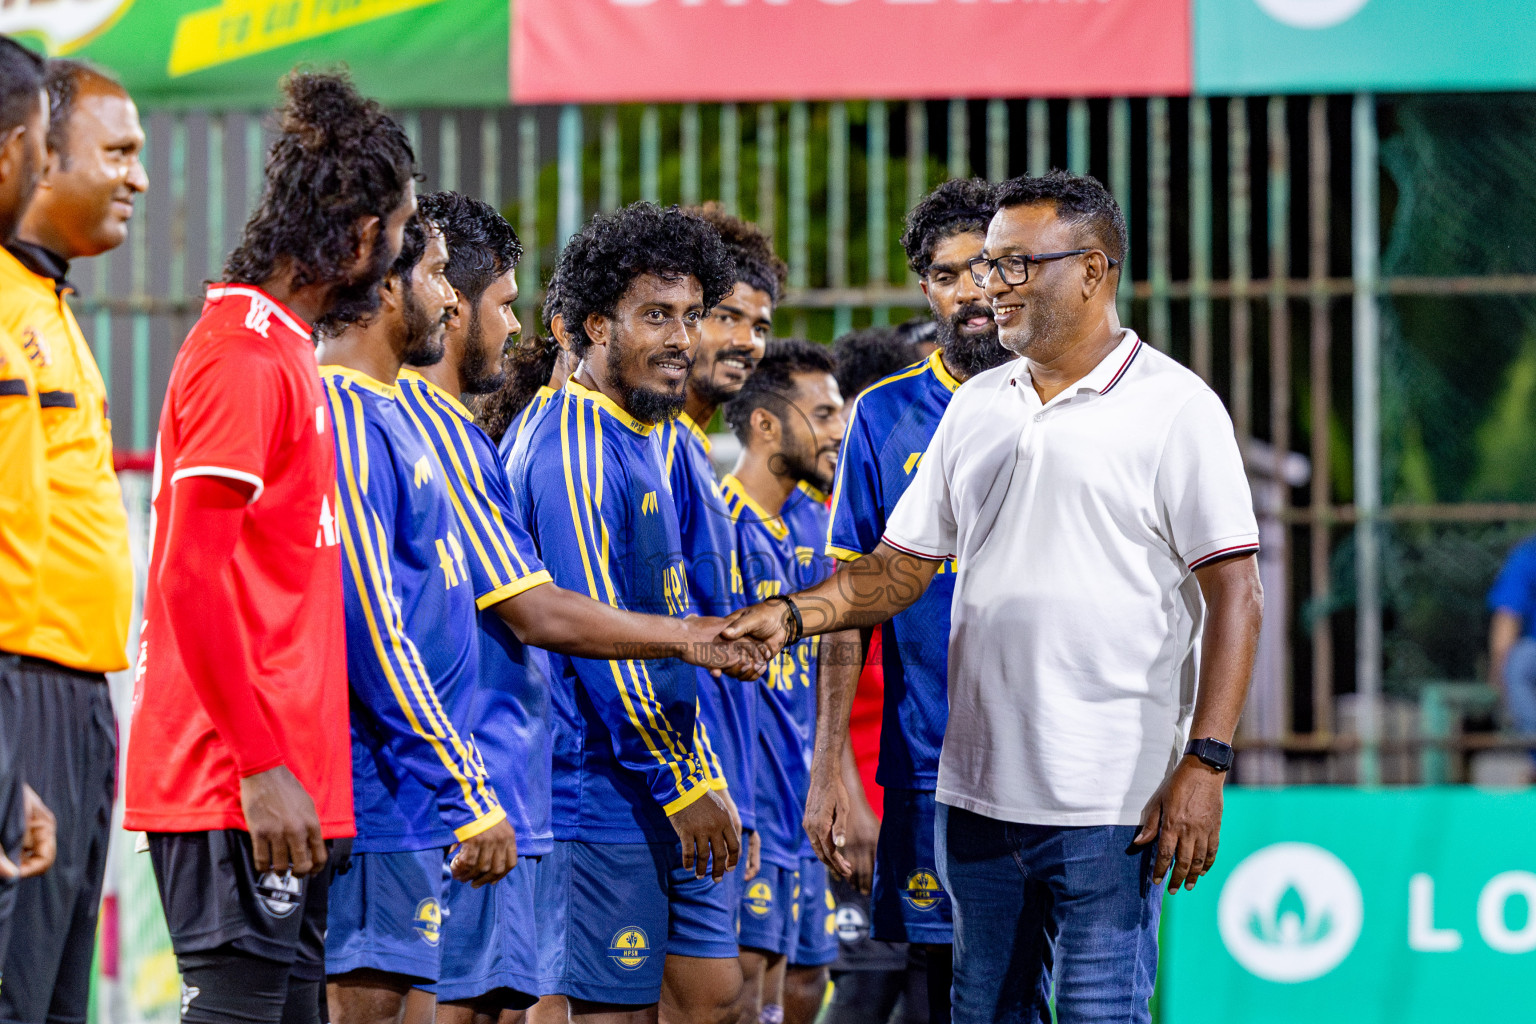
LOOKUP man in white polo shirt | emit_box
[724,171,1263,1023]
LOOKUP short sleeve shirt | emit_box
[1489,535,1536,639]
[126,285,352,837]
[884,331,1259,827]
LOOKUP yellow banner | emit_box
[167,0,446,78]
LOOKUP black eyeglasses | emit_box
[967,249,1120,287]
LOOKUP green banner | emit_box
[1163,788,1536,1023]
[1195,0,1536,95]
[0,0,510,109]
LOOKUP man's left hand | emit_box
[1133,756,1225,893]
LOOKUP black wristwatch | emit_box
[1185,737,1235,773]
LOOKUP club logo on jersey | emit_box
[904,452,924,475]
[825,888,837,936]
[413,897,443,946]
[316,405,326,435]
[902,870,945,911]
[745,880,775,917]
[608,926,650,970]
[315,494,339,548]
[20,326,48,368]
[642,490,660,515]
[255,871,302,918]
[413,456,436,488]
[755,580,783,600]
[795,546,816,567]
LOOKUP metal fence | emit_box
[73,95,1536,779]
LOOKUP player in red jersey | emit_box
[123,71,418,1024]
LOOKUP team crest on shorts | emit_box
[902,870,945,911]
[413,898,443,946]
[835,902,870,943]
[609,927,651,970]
[745,880,775,917]
[255,871,302,918]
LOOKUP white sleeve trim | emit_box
[170,466,265,505]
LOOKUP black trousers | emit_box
[0,656,116,1024]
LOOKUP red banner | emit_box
[511,0,1191,104]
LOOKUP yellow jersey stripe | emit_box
[326,382,488,821]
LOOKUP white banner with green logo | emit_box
[1162,789,1536,1022]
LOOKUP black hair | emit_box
[42,58,123,161]
[472,332,561,445]
[724,338,836,444]
[0,36,45,138]
[540,272,562,334]
[689,202,787,304]
[994,170,1128,264]
[555,202,736,356]
[418,191,522,308]
[223,70,416,290]
[900,178,998,277]
[831,325,924,400]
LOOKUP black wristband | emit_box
[768,594,803,645]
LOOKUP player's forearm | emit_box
[1188,555,1264,744]
[497,583,698,660]
[810,626,866,786]
[794,543,940,636]
[1490,611,1521,690]
[160,477,284,776]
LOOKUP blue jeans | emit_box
[935,805,1161,1024]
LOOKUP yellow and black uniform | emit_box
[0,242,125,1024]
[0,243,132,672]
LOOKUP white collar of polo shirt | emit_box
[1008,329,1143,412]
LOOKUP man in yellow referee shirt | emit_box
[0,57,143,1023]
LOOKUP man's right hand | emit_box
[240,765,327,878]
[450,818,518,888]
[804,771,879,892]
[669,789,740,882]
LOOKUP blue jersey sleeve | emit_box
[1490,539,1536,617]
[826,394,885,562]
[399,383,553,608]
[518,399,711,816]
[327,382,505,842]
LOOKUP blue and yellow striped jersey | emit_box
[323,366,505,851]
[826,350,960,789]
[506,379,711,842]
[722,474,835,871]
[495,384,557,466]
[657,412,756,831]
[398,370,556,855]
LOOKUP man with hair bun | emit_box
[124,70,419,1024]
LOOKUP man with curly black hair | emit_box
[506,202,748,1022]
[654,204,787,1024]
[398,192,768,1024]
[124,70,418,1024]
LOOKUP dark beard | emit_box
[688,347,752,409]
[607,325,689,425]
[313,234,396,334]
[458,306,508,395]
[935,302,1011,380]
[399,285,446,366]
